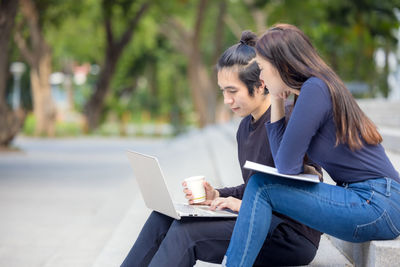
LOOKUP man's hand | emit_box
[210,197,241,212]
[182,180,219,205]
[303,164,323,181]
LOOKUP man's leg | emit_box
[253,223,317,266]
[121,211,174,267]
[148,217,237,267]
[147,214,288,267]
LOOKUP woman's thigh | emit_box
[249,174,400,242]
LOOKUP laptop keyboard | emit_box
[174,203,198,213]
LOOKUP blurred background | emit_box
[1,0,400,267]
[1,0,400,143]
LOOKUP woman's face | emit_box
[217,68,268,120]
[256,55,292,99]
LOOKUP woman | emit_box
[222,24,400,267]
[120,31,321,267]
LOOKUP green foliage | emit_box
[22,113,82,137]
[14,0,400,135]
[46,0,104,66]
[22,113,35,136]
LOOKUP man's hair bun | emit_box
[239,31,257,47]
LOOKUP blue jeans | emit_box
[224,174,400,267]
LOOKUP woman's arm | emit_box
[267,78,331,174]
[270,97,285,123]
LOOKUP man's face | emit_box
[217,68,266,118]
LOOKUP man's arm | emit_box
[216,184,245,200]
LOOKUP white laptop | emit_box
[126,150,238,220]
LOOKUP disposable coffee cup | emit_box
[185,175,206,204]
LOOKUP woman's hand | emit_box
[303,164,323,181]
[182,180,219,205]
[209,197,242,212]
[271,88,299,100]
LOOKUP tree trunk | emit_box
[0,0,25,147]
[162,0,218,127]
[29,47,56,136]
[83,2,150,131]
[244,0,268,34]
[188,56,216,127]
[15,0,56,136]
[0,0,17,106]
[84,53,117,130]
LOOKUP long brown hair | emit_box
[256,24,382,150]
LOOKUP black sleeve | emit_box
[216,184,245,200]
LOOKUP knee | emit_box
[149,210,165,220]
[169,220,202,242]
[147,211,171,224]
[169,220,190,236]
[142,211,173,234]
[248,173,268,190]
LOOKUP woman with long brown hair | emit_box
[222,24,400,267]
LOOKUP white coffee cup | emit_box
[185,175,206,204]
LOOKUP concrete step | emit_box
[195,234,353,267]
[358,99,400,153]
[357,99,400,128]
[329,236,400,267]
[379,126,400,154]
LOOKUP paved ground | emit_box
[0,137,166,267]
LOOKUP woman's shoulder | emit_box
[303,76,328,90]
[301,77,331,99]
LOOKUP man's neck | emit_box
[251,95,271,122]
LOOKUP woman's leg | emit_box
[120,211,174,267]
[224,174,400,267]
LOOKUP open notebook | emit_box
[243,160,320,183]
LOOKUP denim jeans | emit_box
[223,174,400,267]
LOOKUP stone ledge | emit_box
[328,236,400,267]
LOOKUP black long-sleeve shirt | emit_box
[217,103,322,247]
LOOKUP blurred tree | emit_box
[83,0,150,131]
[323,0,400,96]
[14,0,56,136]
[160,0,227,127]
[264,0,400,97]
[0,0,25,147]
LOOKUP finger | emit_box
[210,198,224,210]
[182,181,187,187]
[183,188,192,195]
[217,202,229,210]
[210,199,219,210]
[203,181,211,190]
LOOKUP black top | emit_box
[217,103,322,247]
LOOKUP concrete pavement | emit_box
[0,137,165,267]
